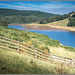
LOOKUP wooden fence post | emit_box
[18,42,20,52]
[71,59,74,65]
[51,54,53,58]
[18,35,20,53]
[35,50,37,58]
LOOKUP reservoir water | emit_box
[8,25,75,48]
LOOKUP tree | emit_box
[39,13,69,24]
[67,11,75,27]
[0,17,8,27]
[1,20,8,26]
[40,20,47,24]
[67,19,75,27]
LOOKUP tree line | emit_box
[39,14,69,24]
[0,8,57,24]
[39,11,75,27]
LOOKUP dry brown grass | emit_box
[48,46,75,59]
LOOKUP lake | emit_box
[8,25,75,48]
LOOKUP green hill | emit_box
[0,8,57,24]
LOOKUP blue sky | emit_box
[0,1,75,14]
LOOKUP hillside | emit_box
[0,26,75,74]
[0,8,57,24]
[0,26,75,59]
[38,11,75,27]
[0,48,75,74]
[49,19,69,26]
[26,19,69,26]
[25,18,75,32]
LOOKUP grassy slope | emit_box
[48,19,75,30]
[26,18,75,31]
[47,18,75,29]
[0,26,75,59]
[26,19,69,27]
[49,46,75,59]
[50,19,69,26]
[0,26,60,49]
[25,19,69,26]
[0,48,75,74]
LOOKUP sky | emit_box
[0,1,75,14]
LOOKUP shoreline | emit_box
[8,24,75,48]
[8,24,75,32]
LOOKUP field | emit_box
[0,48,75,74]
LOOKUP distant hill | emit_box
[0,8,57,24]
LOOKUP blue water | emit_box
[8,25,75,48]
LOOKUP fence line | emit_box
[0,36,74,65]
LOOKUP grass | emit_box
[0,48,75,74]
[26,19,75,31]
[0,26,75,74]
[0,26,60,52]
[26,19,69,26]
[48,46,75,59]
[49,19,69,26]
[0,26,75,58]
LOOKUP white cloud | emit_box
[0,2,75,14]
[0,2,75,10]
[27,2,75,9]
[0,3,33,10]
